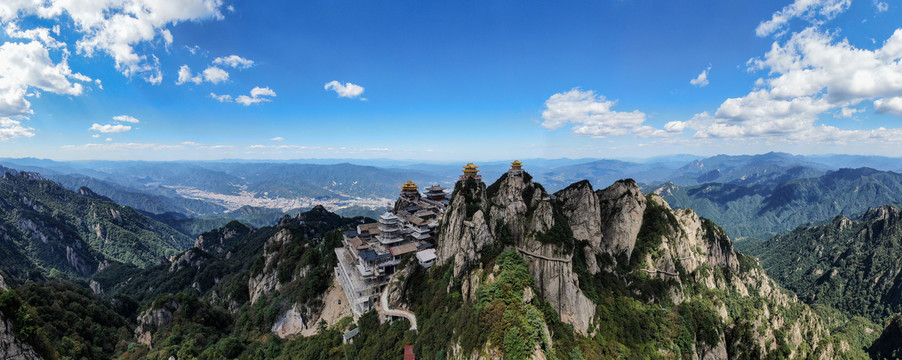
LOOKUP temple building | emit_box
[334,180,445,316]
[459,163,482,182]
[508,160,525,176]
[424,185,447,202]
[400,180,420,201]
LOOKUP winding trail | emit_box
[381,279,417,331]
[516,247,571,263]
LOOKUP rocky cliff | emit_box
[435,171,835,359]
[0,313,42,360]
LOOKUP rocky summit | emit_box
[429,171,835,358]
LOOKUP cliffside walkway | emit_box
[516,248,571,263]
[381,280,417,331]
[640,268,679,277]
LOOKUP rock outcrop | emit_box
[596,179,646,262]
[135,300,180,347]
[436,179,492,278]
[248,228,293,304]
[0,313,42,360]
[194,221,254,254]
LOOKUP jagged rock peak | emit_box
[297,204,342,224]
[862,205,901,222]
[596,178,646,261]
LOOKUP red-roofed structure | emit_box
[404,345,415,360]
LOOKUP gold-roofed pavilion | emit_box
[401,180,418,192]
[459,163,483,182]
[462,163,479,176]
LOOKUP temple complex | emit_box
[334,180,444,316]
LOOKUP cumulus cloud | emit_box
[1,0,226,82]
[690,66,710,87]
[874,0,889,12]
[0,117,34,140]
[681,27,902,143]
[235,86,276,106]
[324,81,365,99]
[211,87,276,106]
[212,55,254,69]
[5,23,65,49]
[270,137,284,141]
[90,123,131,133]
[113,115,139,123]
[176,65,229,85]
[541,88,676,138]
[756,0,851,37]
[0,41,89,117]
[874,97,902,116]
[209,93,232,102]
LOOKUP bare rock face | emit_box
[168,248,209,273]
[0,313,43,360]
[554,180,602,273]
[248,228,292,304]
[135,300,180,348]
[0,274,7,292]
[436,180,493,278]
[596,179,646,262]
[271,304,307,338]
[194,221,253,254]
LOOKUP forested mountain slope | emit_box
[0,170,193,277]
[749,205,902,323]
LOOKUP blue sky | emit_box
[0,0,900,161]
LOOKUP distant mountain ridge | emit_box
[654,167,902,240]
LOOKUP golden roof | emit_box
[463,163,479,170]
[401,180,418,191]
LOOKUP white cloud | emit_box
[201,66,228,84]
[105,137,112,142]
[5,23,65,49]
[61,142,185,151]
[181,141,199,146]
[0,41,88,117]
[0,117,34,140]
[874,97,902,116]
[234,86,276,106]
[835,107,863,118]
[209,93,232,102]
[540,88,676,138]
[196,144,233,150]
[112,115,139,123]
[756,0,851,37]
[875,0,889,12]
[212,55,254,69]
[2,0,226,82]
[270,137,284,141]
[176,65,229,85]
[324,81,365,99]
[90,123,131,133]
[685,27,902,142]
[690,66,710,87]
